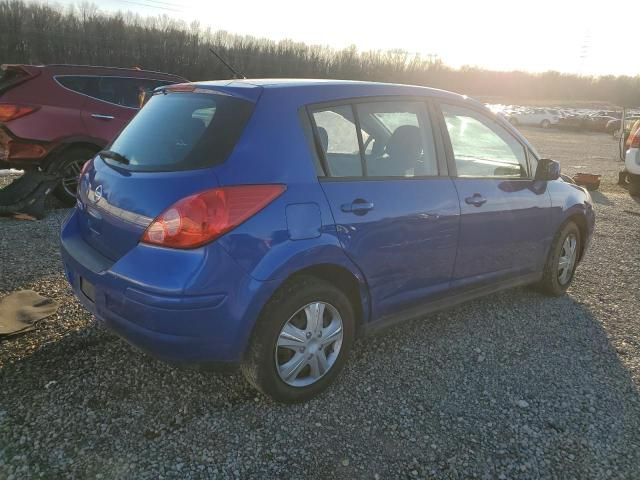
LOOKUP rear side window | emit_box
[93,78,173,108]
[311,100,438,178]
[56,76,174,108]
[106,92,254,172]
[56,76,93,95]
[356,102,437,177]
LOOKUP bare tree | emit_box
[1,0,639,105]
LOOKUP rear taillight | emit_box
[0,128,48,159]
[8,142,46,158]
[141,185,286,249]
[0,104,38,122]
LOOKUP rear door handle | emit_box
[341,199,374,215]
[91,114,115,120]
[465,194,487,207]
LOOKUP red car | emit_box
[0,64,186,204]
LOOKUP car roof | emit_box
[190,78,471,102]
[7,64,187,81]
[184,78,541,153]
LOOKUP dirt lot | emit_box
[1,127,639,479]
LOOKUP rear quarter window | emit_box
[105,91,254,172]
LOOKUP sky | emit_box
[50,0,635,76]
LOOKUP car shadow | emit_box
[1,287,639,478]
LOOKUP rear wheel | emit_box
[629,173,640,196]
[536,222,581,296]
[242,276,355,403]
[50,146,99,206]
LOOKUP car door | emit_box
[311,99,460,321]
[436,102,551,289]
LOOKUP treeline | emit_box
[1,0,640,106]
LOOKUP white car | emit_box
[507,108,560,128]
[624,128,640,195]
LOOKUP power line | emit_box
[141,0,184,7]
[112,0,183,13]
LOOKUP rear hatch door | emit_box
[76,84,259,261]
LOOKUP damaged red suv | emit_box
[0,64,186,204]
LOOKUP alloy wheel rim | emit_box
[61,159,84,198]
[558,233,577,285]
[275,301,344,387]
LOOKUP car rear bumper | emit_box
[60,209,278,366]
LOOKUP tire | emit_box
[536,222,581,296]
[242,276,356,403]
[629,175,640,196]
[618,171,629,186]
[541,119,551,128]
[50,146,99,206]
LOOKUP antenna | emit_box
[209,48,246,80]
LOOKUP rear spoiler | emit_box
[155,82,263,104]
[0,65,41,95]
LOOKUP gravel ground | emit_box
[1,128,640,479]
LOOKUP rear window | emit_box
[105,91,254,172]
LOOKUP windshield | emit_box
[106,91,254,172]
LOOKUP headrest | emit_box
[386,125,422,161]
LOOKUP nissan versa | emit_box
[60,79,595,402]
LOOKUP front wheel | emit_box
[541,119,551,128]
[242,276,355,403]
[536,222,581,296]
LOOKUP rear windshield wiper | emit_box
[98,150,130,165]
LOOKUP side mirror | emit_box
[535,158,561,181]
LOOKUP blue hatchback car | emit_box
[61,79,595,402]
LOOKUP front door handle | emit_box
[91,114,115,120]
[341,199,374,215]
[465,194,487,207]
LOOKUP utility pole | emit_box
[579,30,591,75]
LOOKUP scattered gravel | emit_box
[1,128,640,479]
